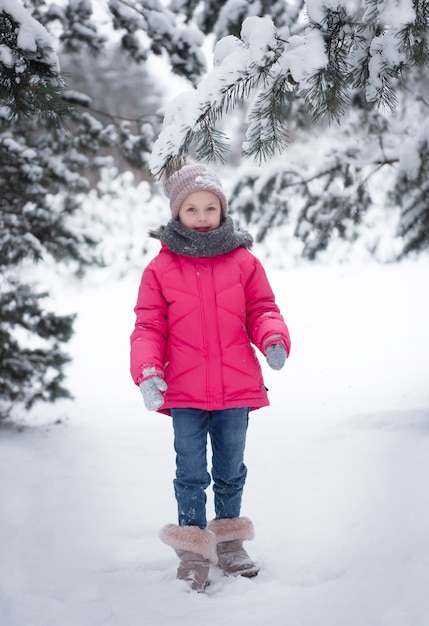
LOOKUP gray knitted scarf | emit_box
[149,216,253,257]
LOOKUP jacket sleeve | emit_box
[130,260,168,385]
[243,255,291,357]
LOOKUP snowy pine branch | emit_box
[300,5,357,122]
[396,0,429,68]
[150,16,291,176]
[151,3,429,176]
[0,278,75,420]
[243,75,294,162]
[0,4,69,124]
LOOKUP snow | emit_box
[306,0,361,23]
[240,15,277,63]
[0,43,13,67]
[0,0,60,71]
[379,0,416,27]
[280,30,327,82]
[1,255,429,625]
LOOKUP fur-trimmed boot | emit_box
[159,524,218,592]
[208,517,259,578]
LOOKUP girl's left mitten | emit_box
[139,369,167,411]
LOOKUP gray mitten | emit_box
[266,344,287,370]
[139,370,167,411]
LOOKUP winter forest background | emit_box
[1,0,429,420]
[1,2,429,624]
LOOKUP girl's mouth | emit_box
[195,227,211,232]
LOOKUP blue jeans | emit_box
[171,408,249,528]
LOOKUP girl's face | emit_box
[178,190,222,232]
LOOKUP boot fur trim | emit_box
[159,524,218,565]
[207,517,255,543]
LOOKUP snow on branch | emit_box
[0,0,69,123]
[0,0,59,71]
[150,2,429,177]
[150,15,323,176]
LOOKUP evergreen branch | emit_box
[0,11,71,126]
[300,67,350,123]
[396,0,429,68]
[366,66,399,111]
[153,34,286,176]
[242,76,292,162]
[297,7,359,123]
[197,70,263,129]
[193,124,230,163]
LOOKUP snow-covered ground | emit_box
[1,256,429,626]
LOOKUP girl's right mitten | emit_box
[266,344,287,370]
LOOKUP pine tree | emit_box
[0,104,106,419]
[0,1,113,420]
[0,4,69,124]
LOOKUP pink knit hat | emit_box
[164,162,228,219]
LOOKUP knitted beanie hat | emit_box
[164,162,228,219]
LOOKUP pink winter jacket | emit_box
[130,243,291,414]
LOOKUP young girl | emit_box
[130,162,291,591]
